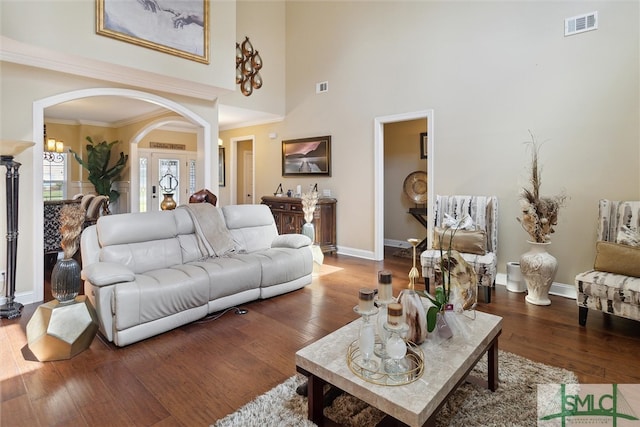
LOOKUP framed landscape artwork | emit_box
[282,136,331,177]
[96,0,209,64]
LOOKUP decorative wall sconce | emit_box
[236,37,263,96]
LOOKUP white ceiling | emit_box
[44,96,281,131]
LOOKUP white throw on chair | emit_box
[420,195,498,303]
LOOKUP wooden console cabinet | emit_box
[261,196,337,253]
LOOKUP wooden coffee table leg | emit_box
[487,337,499,391]
[307,374,326,425]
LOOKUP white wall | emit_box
[226,1,639,286]
[220,0,287,119]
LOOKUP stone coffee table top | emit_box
[296,309,503,426]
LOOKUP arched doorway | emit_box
[31,87,212,302]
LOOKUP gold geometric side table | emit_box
[26,296,99,362]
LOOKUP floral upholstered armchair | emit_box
[574,200,640,326]
[420,195,498,304]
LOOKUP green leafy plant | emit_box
[69,136,128,204]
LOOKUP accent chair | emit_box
[420,195,498,304]
[574,199,640,326]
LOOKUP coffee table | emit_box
[296,310,502,427]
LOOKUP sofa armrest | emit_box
[271,234,311,249]
[81,262,135,287]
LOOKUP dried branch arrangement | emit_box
[301,190,319,223]
[517,132,567,243]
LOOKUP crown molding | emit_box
[0,36,231,102]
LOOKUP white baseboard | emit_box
[383,239,411,249]
[15,290,39,305]
[495,272,576,299]
[336,246,376,260]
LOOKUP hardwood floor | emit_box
[2,250,640,426]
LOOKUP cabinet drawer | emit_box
[266,202,288,211]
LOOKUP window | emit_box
[139,157,148,212]
[43,153,67,201]
[188,159,196,196]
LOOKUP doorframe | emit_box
[229,135,255,205]
[129,115,203,212]
[373,110,434,261]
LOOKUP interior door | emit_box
[243,151,254,204]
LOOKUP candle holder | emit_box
[353,305,379,376]
[383,321,410,382]
[374,295,395,359]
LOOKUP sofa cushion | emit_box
[188,255,262,301]
[101,238,183,274]
[255,247,313,288]
[97,211,183,273]
[82,262,134,286]
[594,241,640,277]
[432,227,487,255]
[97,211,176,245]
[271,234,312,249]
[222,205,279,253]
[114,264,209,331]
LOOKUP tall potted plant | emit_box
[517,132,567,305]
[70,136,128,212]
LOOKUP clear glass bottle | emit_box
[358,314,378,376]
[375,270,394,359]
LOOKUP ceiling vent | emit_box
[316,81,329,94]
[565,11,598,36]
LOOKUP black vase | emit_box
[51,258,81,303]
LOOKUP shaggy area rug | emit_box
[212,350,578,427]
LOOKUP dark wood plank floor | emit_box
[2,249,640,426]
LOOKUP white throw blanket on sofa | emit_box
[179,204,236,257]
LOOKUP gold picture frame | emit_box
[282,136,331,177]
[96,0,209,64]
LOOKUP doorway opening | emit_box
[374,110,434,261]
[138,150,197,212]
[32,87,212,303]
[229,135,255,205]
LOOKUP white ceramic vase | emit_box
[302,222,315,243]
[520,241,558,306]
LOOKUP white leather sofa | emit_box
[80,204,313,347]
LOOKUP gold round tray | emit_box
[347,339,424,386]
[403,171,427,204]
